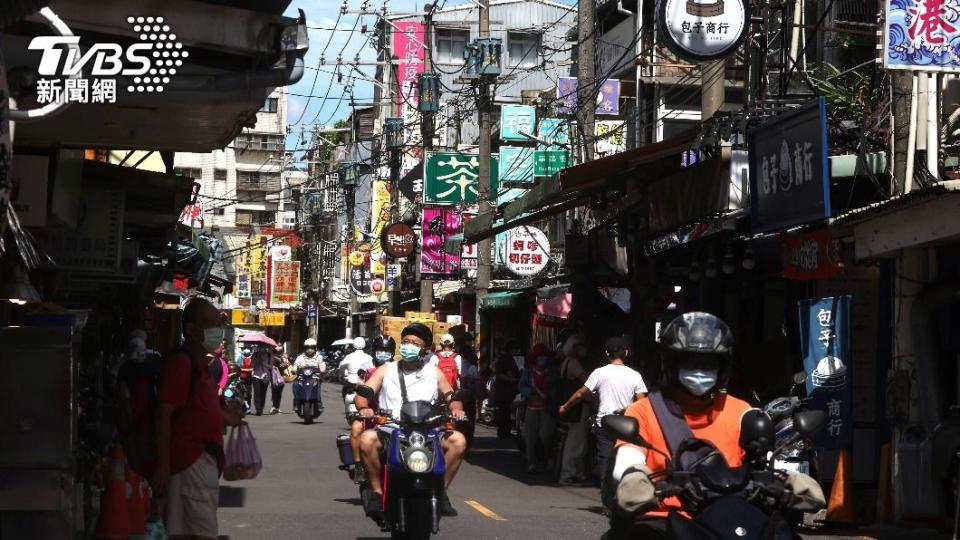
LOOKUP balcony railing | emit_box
[237,172,281,191]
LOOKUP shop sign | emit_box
[424,152,500,204]
[369,278,386,295]
[781,229,844,281]
[231,308,258,326]
[499,146,534,183]
[798,295,852,449]
[35,185,125,272]
[748,98,830,233]
[537,118,569,149]
[370,179,391,274]
[381,222,416,258]
[236,272,251,298]
[503,225,550,277]
[349,250,365,267]
[658,0,749,62]
[268,260,300,309]
[349,262,375,295]
[392,21,425,115]
[885,0,960,72]
[420,207,462,276]
[268,244,292,262]
[259,311,285,327]
[598,14,637,77]
[556,78,621,115]
[596,121,627,157]
[307,304,317,318]
[534,150,569,177]
[500,104,536,141]
[387,263,402,291]
[461,213,478,270]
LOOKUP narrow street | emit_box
[217,383,609,539]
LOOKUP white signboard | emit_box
[269,244,292,262]
[595,121,627,157]
[503,226,550,277]
[659,0,748,61]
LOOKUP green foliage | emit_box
[809,63,871,122]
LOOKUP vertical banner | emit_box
[269,260,301,309]
[798,295,852,449]
[236,272,251,298]
[370,179,391,275]
[392,22,425,116]
[420,207,462,276]
[460,213,478,270]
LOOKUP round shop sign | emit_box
[349,250,365,267]
[503,226,550,277]
[369,278,386,295]
[381,222,416,258]
[269,244,292,262]
[658,0,749,62]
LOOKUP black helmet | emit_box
[401,322,433,347]
[372,334,396,354]
[659,312,734,390]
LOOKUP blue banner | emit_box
[798,295,852,449]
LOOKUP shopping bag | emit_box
[271,365,284,387]
[223,424,262,481]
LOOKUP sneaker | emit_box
[439,493,458,517]
[269,407,279,415]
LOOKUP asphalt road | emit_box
[217,382,609,540]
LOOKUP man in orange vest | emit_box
[609,312,824,538]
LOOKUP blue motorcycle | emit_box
[294,366,323,424]
[377,400,451,540]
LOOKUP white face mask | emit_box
[677,367,718,397]
[202,327,225,353]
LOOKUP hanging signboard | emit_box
[556,78,622,115]
[387,263,402,291]
[370,179,391,274]
[598,14,638,77]
[392,21,425,115]
[35,185,125,273]
[748,97,831,233]
[231,308,259,326]
[658,0,749,62]
[780,229,845,281]
[424,152,500,204]
[885,0,960,72]
[268,244,292,262]
[596,120,627,156]
[500,104,536,141]
[236,272,251,298]
[534,150,569,177]
[461,213,478,270]
[350,262,375,295]
[499,146,535,183]
[268,259,300,309]
[537,118,569,149]
[381,222,416,258]
[260,311,286,326]
[420,207,462,276]
[503,225,550,277]
[798,295,853,449]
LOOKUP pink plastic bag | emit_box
[223,424,262,481]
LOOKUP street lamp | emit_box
[384,118,404,150]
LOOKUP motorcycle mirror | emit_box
[601,415,649,448]
[792,371,808,386]
[739,409,775,455]
[793,409,827,438]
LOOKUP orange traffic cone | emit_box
[826,448,858,524]
[94,445,131,539]
[126,467,150,536]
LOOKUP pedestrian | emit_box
[268,345,287,414]
[237,347,253,405]
[519,343,559,473]
[558,335,647,511]
[154,297,243,539]
[429,334,462,390]
[493,340,521,439]
[456,332,480,449]
[558,334,591,485]
[251,347,273,416]
[211,344,229,397]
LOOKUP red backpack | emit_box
[436,351,460,390]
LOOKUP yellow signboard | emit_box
[370,179,391,275]
[259,311,285,326]
[231,308,259,326]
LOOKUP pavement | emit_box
[217,382,609,539]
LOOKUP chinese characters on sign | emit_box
[534,150,569,177]
[236,272,251,298]
[499,146,535,183]
[381,222,417,258]
[595,120,627,156]
[420,207,462,276]
[537,118,569,149]
[500,104,536,141]
[269,260,300,309]
[386,263,402,291]
[502,225,550,277]
[780,229,845,281]
[392,22,425,115]
[461,213,478,270]
[658,0,748,61]
[424,152,500,204]
[885,0,960,71]
[350,263,375,296]
[556,77,622,115]
[799,296,852,449]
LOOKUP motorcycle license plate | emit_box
[774,459,810,475]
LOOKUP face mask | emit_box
[375,351,392,364]
[399,343,422,363]
[202,327,224,353]
[677,367,718,397]
[305,348,316,357]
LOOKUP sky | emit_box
[281,0,577,149]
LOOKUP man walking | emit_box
[154,298,243,540]
[557,334,590,484]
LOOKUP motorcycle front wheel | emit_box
[302,402,315,424]
[390,497,433,540]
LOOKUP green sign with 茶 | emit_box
[424,152,500,204]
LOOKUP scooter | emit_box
[225,367,251,414]
[294,365,323,424]
[603,408,826,540]
[763,371,818,479]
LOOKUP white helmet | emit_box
[304,338,317,348]
[440,333,455,346]
[353,336,366,350]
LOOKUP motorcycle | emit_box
[602,407,826,540]
[763,371,818,479]
[225,367,251,414]
[294,365,323,424]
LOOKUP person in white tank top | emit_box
[354,323,468,520]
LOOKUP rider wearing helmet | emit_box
[371,334,397,367]
[608,312,824,538]
[292,338,326,415]
[344,334,397,475]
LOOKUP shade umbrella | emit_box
[331,338,354,347]
[238,333,279,348]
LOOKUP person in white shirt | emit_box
[559,336,646,511]
[339,336,374,386]
[292,338,326,415]
[428,333,463,389]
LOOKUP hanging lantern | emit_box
[418,72,440,112]
[384,118,404,150]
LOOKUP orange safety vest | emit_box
[616,392,752,517]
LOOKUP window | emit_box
[174,167,202,180]
[262,97,279,113]
[508,32,540,68]
[214,169,227,183]
[436,29,468,64]
[213,208,225,216]
[237,171,281,191]
[235,210,253,226]
[234,132,284,152]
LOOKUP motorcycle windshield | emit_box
[399,401,435,425]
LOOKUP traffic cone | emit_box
[826,448,858,524]
[94,445,131,539]
[126,467,150,537]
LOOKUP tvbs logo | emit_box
[28,16,186,104]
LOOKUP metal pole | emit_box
[701,60,725,121]
[346,182,357,339]
[474,0,492,339]
[419,4,436,315]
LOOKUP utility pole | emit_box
[701,60,725,121]
[475,0,492,342]
[419,4,436,315]
[577,0,596,162]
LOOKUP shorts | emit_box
[162,452,219,538]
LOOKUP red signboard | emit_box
[780,229,844,280]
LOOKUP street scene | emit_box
[3,0,960,539]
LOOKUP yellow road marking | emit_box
[464,499,507,521]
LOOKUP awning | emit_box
[464,128,699,242]
[480,290,525,310]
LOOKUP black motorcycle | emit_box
[602,407,826,540]
[294,366,323,424]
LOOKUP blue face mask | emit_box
[374,351,392,364]
[399,343,422,363]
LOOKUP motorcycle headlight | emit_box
[404,450,432,473]
[408,432,426,448]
